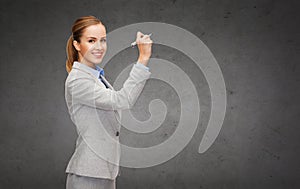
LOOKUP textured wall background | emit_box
[0,0,299,188]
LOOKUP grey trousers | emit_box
[66,173,116,189]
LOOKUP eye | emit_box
[100,38,107,43]
[88,39,95,43]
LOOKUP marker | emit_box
[131,33,152,47]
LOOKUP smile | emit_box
[92,52,103,58]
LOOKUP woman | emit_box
[64,15,152,189]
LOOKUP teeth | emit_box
[93,53,102,56]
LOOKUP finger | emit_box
[144,39,153,44]
[149,39,153,44]
[136,31,144,39]
[144,35,151,39]
[137,40,153,45]
[139,36,152,43]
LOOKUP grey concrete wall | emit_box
[0,0,299,188]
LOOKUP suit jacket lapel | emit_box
[99,75,122,120]
[100,75,114,90]
[74,66,122,127]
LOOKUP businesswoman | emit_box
[64,15,152,189]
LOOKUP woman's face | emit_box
[73,24,107,68]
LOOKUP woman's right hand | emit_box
[136,31,153,66]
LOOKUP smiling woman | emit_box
[72,24,107,69]
[64,16,153,189]
[65,16,106,72]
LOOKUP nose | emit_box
[94,40,103,50]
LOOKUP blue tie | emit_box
[97,67,109,88]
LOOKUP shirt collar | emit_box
[73,61,104,78]
[95,65,105,76]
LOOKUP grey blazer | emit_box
[64,62,151,179]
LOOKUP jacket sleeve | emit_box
[66,64,151,111]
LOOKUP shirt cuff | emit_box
[135,62,150,71]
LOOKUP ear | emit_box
[73,40,81,51]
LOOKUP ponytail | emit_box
[66,35,78,73]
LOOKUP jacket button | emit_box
[116,131,119,136]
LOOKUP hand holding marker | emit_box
[131,33,152,47]
[132,31,153,66]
